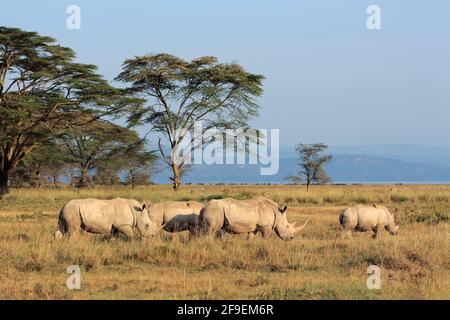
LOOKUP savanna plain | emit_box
[0,184,448,300]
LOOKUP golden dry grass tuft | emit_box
[0,184,449,300]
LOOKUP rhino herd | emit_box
[54,196,398,241]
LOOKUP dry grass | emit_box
[0,184,449,300]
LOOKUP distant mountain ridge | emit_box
[327,145,450,169]
[152,144,450,184]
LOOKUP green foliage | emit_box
[116,53,264,189]
[123,149,159,188]
[93,165,121,186]
[58,119,145,188]
[286,143,333,190]
[0,27,134,195]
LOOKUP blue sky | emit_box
[1,0,449,147]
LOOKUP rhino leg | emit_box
[188,220,202,239]
[202,212,224,237]
[188,230,199,241]
[247,231,258,240]
[340,230,352,239]
[372,226,380,239]
[62,211,82,239]
[214,229,225,239]
[67,222,81,239]
[67,229,79,239]
[260,227,273,239]
[115,225,134,239]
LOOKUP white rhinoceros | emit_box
[147,200,204,235]
[339,204,399,239]
[198,197,308,241]
[54,198,158,239]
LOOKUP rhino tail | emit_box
[339,211,345,226]
[54,209,67,240]
[196,207,207,235]
[339,208,352,227]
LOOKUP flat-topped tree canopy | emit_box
[57,118,148,188]
[116,53,265,190]
[0,27,137,195]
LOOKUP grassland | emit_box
[0,184,448,300]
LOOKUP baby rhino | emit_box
[339,205,399,239]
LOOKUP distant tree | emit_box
[125,169,151,188]
[20,156,45,188]
[8,144,69,188]
[116,54,264,190]
[0,27,130,196]
[286,143,333,191]
[27,143,72,188]
[58,119,143,188]
[9,166,30,188]
[93,163,121,186]
[122,149,158,189]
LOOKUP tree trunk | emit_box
[33,168,42,188]
[130,169,135,190]
[0,170,10,197]
[306,181,310,192]
[76,168,92,188]
[52,177,60,188]
[170,163,181,191]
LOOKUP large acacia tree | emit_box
[116,54,264,190]
[0,27,130,196]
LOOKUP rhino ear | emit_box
[279,205,288,214]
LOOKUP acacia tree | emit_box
[59,119,144,188]
[286,143,333,191]
[93,142,158,187]
[0,27,128,196]
[93,162,121,186]
[116,54,264,190]
[21,143,72,188]
[122,149,158,189]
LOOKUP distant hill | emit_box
[326,154,450,183]
[327,145,450,169]
[152,145,450,184]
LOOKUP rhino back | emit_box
[228,200,259,224]
[187,201,204,214]
[163,201,198,221]
[78,199,133,231]
[221,198,275,233]
[354,206,389,230]
[77,200,114,231]
[148,202,189,225]
[110,198,137,226]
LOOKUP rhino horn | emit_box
[295,219,310,233]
